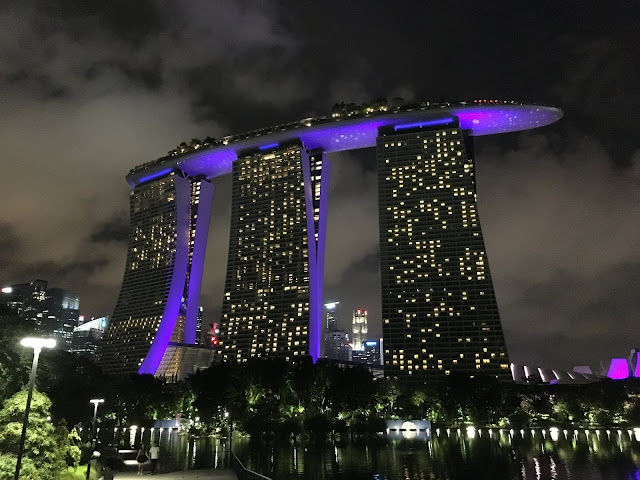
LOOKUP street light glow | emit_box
[1,287,12,293]
[20,337,56,350]
[86,399,105,480]
[15,337,56,479]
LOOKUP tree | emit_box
[376,378,401,417]
[0,315,31,403]
[0,390,66,479]
[36,350,105,427]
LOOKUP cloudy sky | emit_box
[0,1,638,369]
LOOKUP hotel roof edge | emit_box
[126,102,563,187]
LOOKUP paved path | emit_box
[115,469,238,480]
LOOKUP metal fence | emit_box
[230,452,273,480]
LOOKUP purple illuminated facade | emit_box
[184,180,215,344]
[96,173,214,376]
[103,100,562,377]
[607,358,631,380]
[126,102,562,186]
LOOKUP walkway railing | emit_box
[230,452,273,480]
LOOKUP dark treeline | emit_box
[3,313,640,446]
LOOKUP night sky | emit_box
[1,1,639,369]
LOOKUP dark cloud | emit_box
[90,217,129,244]
[0,1,638,369]
[0,223,19,252]
[11,258,110,284]
[42,0,165,44]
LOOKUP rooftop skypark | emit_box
[127,99,562,186]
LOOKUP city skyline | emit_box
[0,2,639,370]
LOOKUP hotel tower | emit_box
[95,172,214,375]
[218,142,329,362]
[377,120,510,382]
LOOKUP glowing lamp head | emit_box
[1,287,12,294]
[325,302,338,310]
[90,398,105,406]
[20,337,56,350]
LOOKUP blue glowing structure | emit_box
[300,150,331,362]
[258,142,279,151]
[127,104,562,187]
[136,179,214,374]
[136,177,191,374]
[138,168,174,184]
[393,118,455,131]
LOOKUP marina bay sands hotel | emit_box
[95,99,562,382]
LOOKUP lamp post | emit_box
[86,399,104,480]
[224,410,232,468]
[14,337,56,480]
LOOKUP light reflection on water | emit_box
[121,427,640,480]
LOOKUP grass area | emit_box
[58,465,101,480]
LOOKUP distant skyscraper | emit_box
[325,330,352,362]
[42,287,80,351]
[71,316,108,356]
[323,301,341,358]
[0,280,79,351]
[352,309,368,351]
[325,302,339,332]
[352,340,381,366]
[218,142,330,362]
[96,172,214,376]
[377,121,510,382]
[195,306,203,345]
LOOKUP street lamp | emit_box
[86,399,105,480]
[14,337,56,480]
[224,410,233,467]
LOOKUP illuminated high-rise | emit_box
[352,309,368,351]
[218,142,329,362]
[325,302,339,332]
[377,120,510,382]
[96,172,214,376]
